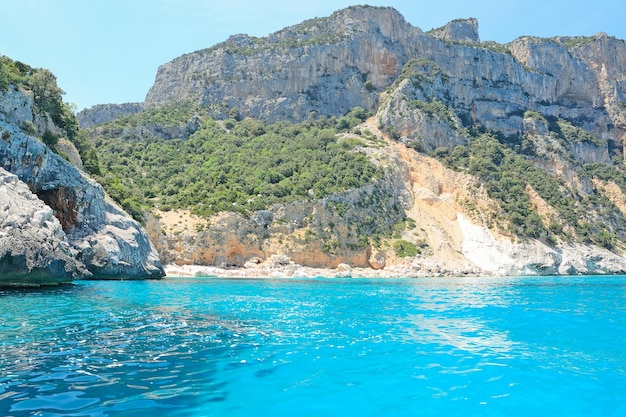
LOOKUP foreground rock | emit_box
[0,86,164,284]
[0,168,89,286]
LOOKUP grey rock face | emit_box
[142,6,625,164]
[144,6,419,121]
[428,18,480,43]
[0,88,164,281]
[0,168,89,286]
[77,103,143,128]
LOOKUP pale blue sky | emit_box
[1,0,623,111]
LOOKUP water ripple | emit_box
[1,277,626,416]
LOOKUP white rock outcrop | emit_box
[458,215,626,275]
[0,87,164,284]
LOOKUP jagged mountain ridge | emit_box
[144,6,430,121]
[81,5,626,276]
[140,6,626,151]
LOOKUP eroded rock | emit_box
[0,168,89,285]
[0,88,164,282]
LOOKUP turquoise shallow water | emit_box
[1,276,626,416]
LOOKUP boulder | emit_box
[368,250,387,270]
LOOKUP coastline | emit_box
[164,262,486,279]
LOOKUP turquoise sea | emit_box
[1,275,625,416]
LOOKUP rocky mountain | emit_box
[0,74,164,285]
[77,102,143,129]
[141,5,626,154]
[80,5,626,276]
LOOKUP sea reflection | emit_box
[374,278,517,355]
[397,313,516,356]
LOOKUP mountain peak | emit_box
[428,18,480,43]
[264,5,415,46]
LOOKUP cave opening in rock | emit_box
[36,187,78,231]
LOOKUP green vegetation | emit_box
[41,130,59,148]
[105,100,205,129]
[395,58,443,88]
[72,130,101,175]
[199,11,355,57]
[0,55,100,172]
[554,119,605,147]
[93,108,381,221]
[584,163,626,195]
[479,41,511,55]
[551,35,596,49]
[391,218,417,238]
[1,56,71,135]
[393,239,419,257]
[521,111,605,154]
[408,99,458,130]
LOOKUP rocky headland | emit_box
[0,82,164,286]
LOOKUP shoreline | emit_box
[163,262,486,279]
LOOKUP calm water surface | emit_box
[1,276,625,416]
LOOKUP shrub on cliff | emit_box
[393,240,420,257]
[434,133,623,247]
[0,55,92,169]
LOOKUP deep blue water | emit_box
[1,276,625,416]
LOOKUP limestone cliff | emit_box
[428,18,480,43]
[89,5,626,276]
[0,85,164,284]
[144,6,417,121]
[142,5,626,159]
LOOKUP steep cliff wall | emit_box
[144,6,419,121]
[142,5,626,160]
[77,103,143,128]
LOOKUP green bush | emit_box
[41,130,59,148]
[393,240,419,258]
[1,55,80,145]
